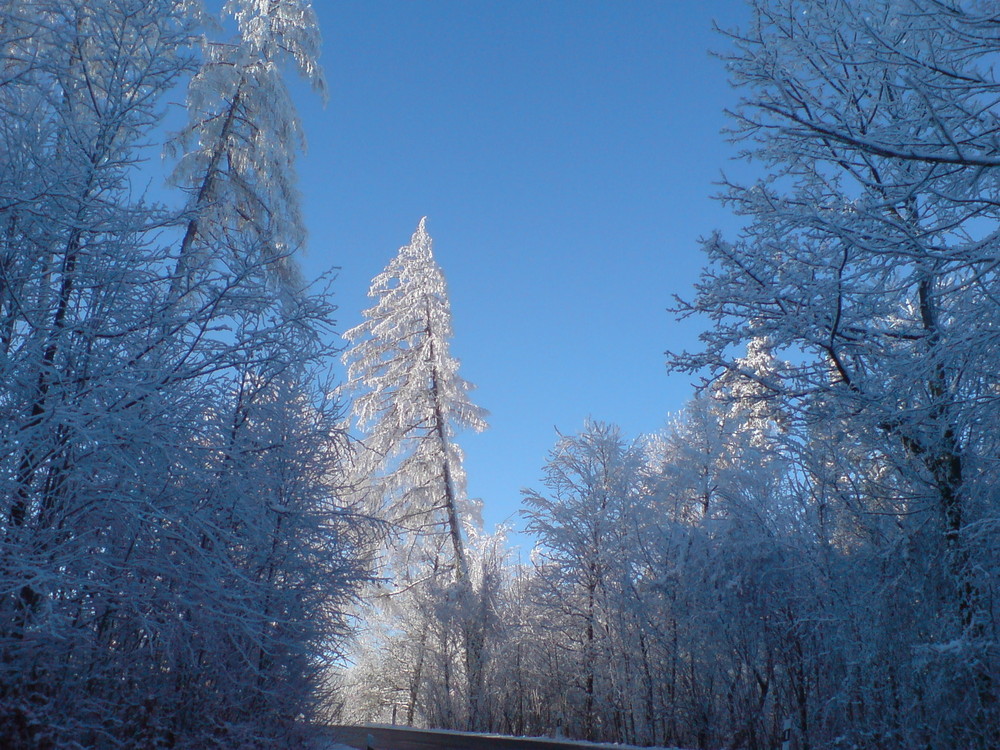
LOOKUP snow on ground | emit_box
[318,723,692,750]
[319,741,689,750]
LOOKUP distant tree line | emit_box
[339,2,1000,749]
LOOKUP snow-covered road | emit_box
[318,725,690,750]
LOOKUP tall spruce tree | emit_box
[343,218,486,581]
[341,218,488,728]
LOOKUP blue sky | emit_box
[291,0,754,537]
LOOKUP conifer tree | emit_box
[343,218,486,582]
[341,218,487,728]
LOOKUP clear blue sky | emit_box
[291,0,754,537]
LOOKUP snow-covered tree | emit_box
[341,218,488,728]
[670,0,1000,745]
[521,420,648,742]
[167,0,325,300]
[0,1,363,746]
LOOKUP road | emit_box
[321,724,675,750]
